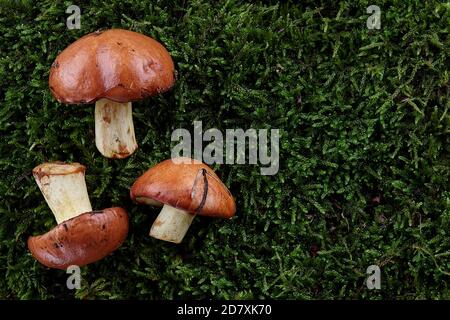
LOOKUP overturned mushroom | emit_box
[130,157,236,244]
[28,162,129,269]
[49,29,175,158]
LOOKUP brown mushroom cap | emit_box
[49,29,175,104]
[130,158,236,218]
[28,207,129,270]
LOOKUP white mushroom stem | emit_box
[95,98,137,159]
[33,163,92,224]
[149,204,196,244]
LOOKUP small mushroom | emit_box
[130,157,236,244]
[49,29,175,159]
[28,162,129,269]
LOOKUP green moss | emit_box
[0,0,449,299]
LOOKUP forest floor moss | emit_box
[0,0,449,299]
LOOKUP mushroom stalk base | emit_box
[95,98,137,159]
[149,204,195,244]
[34,165,92,224]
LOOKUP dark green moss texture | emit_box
[0,0,449,299]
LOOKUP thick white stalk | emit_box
[33,163,92,224]
[95,98,137,159]
[149,204,196,244]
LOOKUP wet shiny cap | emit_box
[28,207,129,270]
[49,29,175,104]
[130,158,236,218]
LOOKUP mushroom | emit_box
[32,162,92,224]
[28,162,129,269]
[130,157,236,244]
[48,29,175,159]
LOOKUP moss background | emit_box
[0,0,449,299]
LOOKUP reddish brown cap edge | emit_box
[28,207,129,270]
